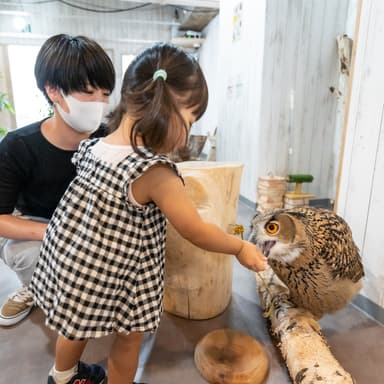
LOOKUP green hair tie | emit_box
[153,69,167,81]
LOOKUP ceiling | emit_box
[120,0,219,8]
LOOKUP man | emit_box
[0,33,115,326]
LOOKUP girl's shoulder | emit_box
[123,149,182,181]
[72,138,99,166]
[79,137,99,151]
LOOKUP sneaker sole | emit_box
[48,376,106,384]
[0,305,33,326]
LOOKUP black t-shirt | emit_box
[0,120,107,219]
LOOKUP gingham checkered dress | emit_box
[29,138,181,340]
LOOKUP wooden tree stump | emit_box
[254,268,355,384]
[164,161,243,319]
[257,176,287,211]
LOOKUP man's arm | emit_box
[0,134,47,240]
[0,214,47,240]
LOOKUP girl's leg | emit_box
[55,335,88,370]
[50,336,106,384]
[108,332,144,384]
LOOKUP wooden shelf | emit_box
[171,37,205,49]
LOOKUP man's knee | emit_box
[1,239,42,271]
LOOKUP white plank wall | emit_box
[216,0,267,203]
[0,1,176,108]
[191,15,220,148]
[0,45,16,130]
[216,0,354,202]
[337,0,384,309]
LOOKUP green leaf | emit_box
[0,127,8,138]
[0,92,15,113]
[2,99,15,114]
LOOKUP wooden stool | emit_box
[284,174,315,208]
[194,329,269,384]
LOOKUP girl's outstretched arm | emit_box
[132,164,267,272]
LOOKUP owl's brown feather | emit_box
[250,207,364,318]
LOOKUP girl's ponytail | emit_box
[108,43,208,155]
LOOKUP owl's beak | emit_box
[261,241,276,257]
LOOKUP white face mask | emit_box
[56,91,108,134]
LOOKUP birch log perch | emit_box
[255,268,355,384]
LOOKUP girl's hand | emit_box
[235,240,268,272]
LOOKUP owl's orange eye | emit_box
[265,221,280,235]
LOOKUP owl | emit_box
[250,207,364,318]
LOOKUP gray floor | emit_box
[0,200,383,383]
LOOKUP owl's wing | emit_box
[321,227,364,282]
[291,208,365,282]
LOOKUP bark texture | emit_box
[255,268,355,384]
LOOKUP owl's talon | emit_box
[263,305,274,318]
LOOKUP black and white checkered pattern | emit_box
[29,139,181,340]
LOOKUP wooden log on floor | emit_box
[254,268,355,384]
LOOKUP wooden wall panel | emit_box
[216,0,267,202]
[363,110,384,307]
[260,0,350,199]
[217,0,354,201]
[337,0,384,308]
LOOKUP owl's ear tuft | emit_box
[251,210,262,221]
[250,209,264,229]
